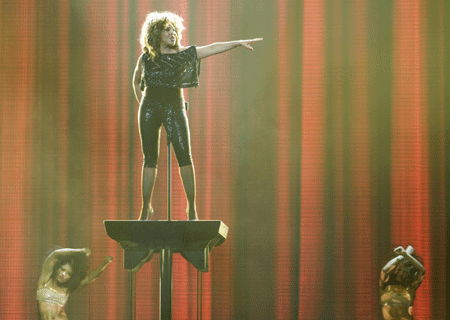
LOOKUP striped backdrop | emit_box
[0,0,447,319]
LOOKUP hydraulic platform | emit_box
[104,219,228,320]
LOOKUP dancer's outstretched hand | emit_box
[239,38,263,50]
[405,245,415,255]
[393,246,405,255]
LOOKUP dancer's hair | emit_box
[50,252,89,293]
[140,11,185,60]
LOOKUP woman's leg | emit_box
[179,164,198,220]
[168,105,198,220]
[139,99,161,220]
[139,167,157,220]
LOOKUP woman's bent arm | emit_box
[133,54,144,103]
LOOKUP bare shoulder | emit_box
[179,46,197,52]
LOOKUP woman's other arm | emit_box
[401,246,425,274]
[196,38,263,60]
[75,256,113,291]
[401,246,426,289]
[133,54,144,103]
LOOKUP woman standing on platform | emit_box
[133,11,262,221]
[37,248,113,320]
[379,245,425,320]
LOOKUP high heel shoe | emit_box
[138,207,155,221]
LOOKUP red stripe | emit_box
[391,1,431,318]
[330,0,346,316]
[85,1,125,318]
[432,1,446,316]
[275,0,293,319]
[201,1,232,319]
[348,1,378,317]
[0,0,35,316]
[300,0,326,318]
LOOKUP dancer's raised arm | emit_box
[196,38,263,59]
[75,256,113,291]
[380,254,403,284]
[398,246,425,274]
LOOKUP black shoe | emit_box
[138,207,154,221]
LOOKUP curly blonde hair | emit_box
[140,11,185,60]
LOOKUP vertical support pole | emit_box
[128,271,136,320]
[162,131,173,319]
[197,270,202,320]
[167,141,172,221]
[160,247,173,320]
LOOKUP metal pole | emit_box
[160,103,191,318]
[128,271,136,320]
[167,139,172,221]
[160,247,173,320]
[160,135,173,319]
[197,270,202,320]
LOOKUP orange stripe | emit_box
[0,0,35,316]
[300,0,326,318]
[391,0,431,318]
[348,1,378,317]
[330,0,346,317]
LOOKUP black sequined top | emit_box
[140,45,201,90]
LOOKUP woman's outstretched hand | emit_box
[197,38,263,59]
[239,38,263,50]
[393,246,405,255]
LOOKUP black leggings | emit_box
[139,87,193,168]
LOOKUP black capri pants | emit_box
[139,87,193,168]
